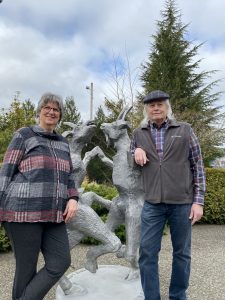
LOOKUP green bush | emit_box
[0,169,225,251]
[81,182,125,244]
[82,169,225,244]
[0,226,11,252]
[201,168,225,224]
[83,181,118,217]
[83,181,117,200]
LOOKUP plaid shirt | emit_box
[0,125,79,223]
[130,120,205,205]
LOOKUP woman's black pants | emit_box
[3,222,71,300]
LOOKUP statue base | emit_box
[56,265,143,300]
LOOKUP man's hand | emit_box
[63,199,78,223]
[134,147,149,166]
[189,203,203,225]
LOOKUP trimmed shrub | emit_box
[82,181,117,200]
[81,182,124,244]
[0,226,11,252]
[201,168,225,224]
[82,181,118,217]
[81,169,225,245]
[0,168,225,250]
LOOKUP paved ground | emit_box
[0,225,225,300]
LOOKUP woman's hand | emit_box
[63,199,78,223]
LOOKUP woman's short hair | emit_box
[36,92,64,122]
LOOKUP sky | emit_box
[0,0,225,120]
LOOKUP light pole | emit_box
[86,82,94,120]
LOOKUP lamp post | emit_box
[86,82,94,120]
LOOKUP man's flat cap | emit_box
[143,90,169,104]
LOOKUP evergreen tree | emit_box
[0,93,36,162]
[104,98,124,122]
[84,105,115,184]
[22,99,36,125]
[95,105,107,125]
[59,96,81,133]
[137,0,225,165]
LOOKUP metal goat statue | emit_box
[84,106,144,280]
[59,106,144,295]
[58,121,121,295]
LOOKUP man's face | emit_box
[146,100,168,124]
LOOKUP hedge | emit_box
[83,169,225,226]
[201,168,225,224]
[1,168,225,252]
[0,226,11,252]
[81,181,126,244]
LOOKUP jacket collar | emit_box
[30,125,61,140]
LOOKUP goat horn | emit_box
[62,130,73,138]
[117,105,133,120]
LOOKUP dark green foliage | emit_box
[85,155,113,185]
[84,106,116,184]
[1,171,225,250]
[83,181,118,216]
[201,168,225,224]
[83,181,118,200]
[115,225,126,243]
[0,94,36,162]
[0,226,11,253]
[103,98,125,122]
[85,99,134,183]
[81,170,225,245]
[58,96,81,133]
[137,0,225,165]
[81,182,127,244]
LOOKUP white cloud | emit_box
[179,0,225,42]
[0,0,224,119]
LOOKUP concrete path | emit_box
[0,225,225,300]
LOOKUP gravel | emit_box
[0,225,225,300]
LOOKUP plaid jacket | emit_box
[0,125,79,223]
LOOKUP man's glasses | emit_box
[42,106,60,113]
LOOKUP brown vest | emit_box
[133,120,194,204]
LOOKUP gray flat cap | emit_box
[143,90,169,104]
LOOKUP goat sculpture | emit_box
[58,121,121,295]
[84,107,145,280]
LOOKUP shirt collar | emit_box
[148,119,168,129]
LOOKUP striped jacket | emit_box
[0,125,79,223]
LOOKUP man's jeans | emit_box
[139,202,192,300]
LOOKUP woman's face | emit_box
[39,101,61,131]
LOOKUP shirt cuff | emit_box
[193,195,204,205]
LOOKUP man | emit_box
[131,90,205,300]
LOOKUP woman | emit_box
[0,93,79,300]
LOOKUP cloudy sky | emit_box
[0,0,224,120]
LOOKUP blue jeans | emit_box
[139,202,192,300]
[4,222,71,300]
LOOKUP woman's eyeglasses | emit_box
[42,106,60,113]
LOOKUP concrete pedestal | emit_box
[56,265,143,300]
